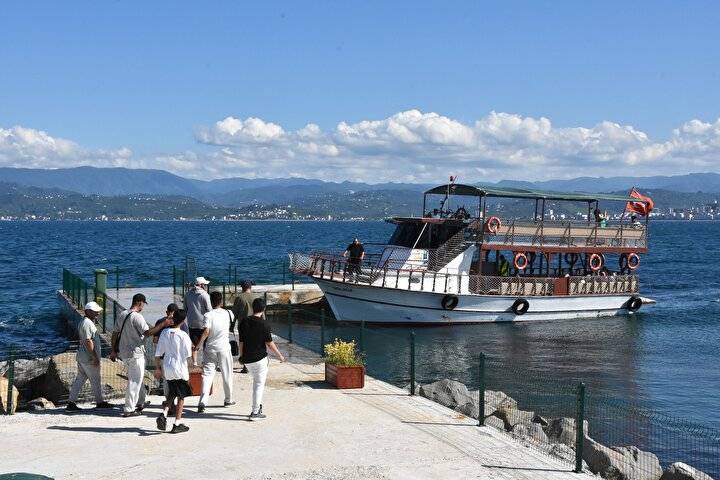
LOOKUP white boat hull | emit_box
[315,279,652,324]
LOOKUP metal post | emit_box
[115,266,119,293]
[113,300,117,328]
[320,308,326,353]
[575,382,586,473]
[478,353,486,426]
[102,291,108,332]
[173,265,176,295]
[222,283,226,307]
[6,346,15,415]
[359,320,365,354]
[83,280,88,305]
[228,264,232,284]
[287,303,293,344]
[409,331,416,395]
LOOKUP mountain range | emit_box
[0,166,718,219]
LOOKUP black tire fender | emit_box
[511,298,530,315]
[441,294,459,310]
[626,295,643,312]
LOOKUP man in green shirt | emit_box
[232,280,254,374]
[67,302,113,411]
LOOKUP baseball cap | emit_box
[195,276,210,285]
[84,301,103,312]
[132,293,148,305]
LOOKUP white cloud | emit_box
[2,112,720,183]
[0,126,132,169]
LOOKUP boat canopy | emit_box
[424,183,650,204]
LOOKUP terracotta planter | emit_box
[325,363,365,389]
[188,367,212,396]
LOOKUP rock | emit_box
[0,376,20,414]
[660,462,714,480]
[29,352,153,404]
[483,416,505,430]
[26,397,55,411]
[583,438,662,480]
[512,421,549,444]
[532,413,549,426]
[0,357,52,388]
[492,406,535,431]
[483,389,518,415]
[545,417,589,447]
[418,379,472,409]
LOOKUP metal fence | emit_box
[62,268,126,333]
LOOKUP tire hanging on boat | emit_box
[441,294,459,310]
[511,298,530,315]
[626,295,643,312]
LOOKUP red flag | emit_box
[626,188,654,216]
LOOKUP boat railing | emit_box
[475,218,647,251]
[288,252,639,297]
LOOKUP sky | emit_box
[1,1,719,183]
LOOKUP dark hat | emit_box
[240,280,255,288]
[132,293,148,305]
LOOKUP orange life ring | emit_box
[627,253,640,270]
[589,253,604,272]
[485,216,502,234]
[514,252,528,270]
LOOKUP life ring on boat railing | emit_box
[441,294,459,310]
[485,216,502,234]
[511,298,530,315]
[626,295,643,312]
[626,253,640,270]
[513,252,529,271]
[589,253,604,272]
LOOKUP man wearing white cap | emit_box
[184,276,212,363]
[66,301,113,411]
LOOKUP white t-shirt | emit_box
[155,328,192,381]
[202,308,234,354]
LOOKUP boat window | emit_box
[388,222,465,249]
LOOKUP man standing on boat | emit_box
[343,238,365,280]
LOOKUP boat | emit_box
[289,182,656,324]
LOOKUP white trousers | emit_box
[200,349,233,405]
[245,357,269,414]
[69,361,104,403]
[123,356,147,413]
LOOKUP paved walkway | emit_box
[1,340,592,480]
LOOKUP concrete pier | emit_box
[1,338,592,479]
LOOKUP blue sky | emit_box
[1,1,719,182]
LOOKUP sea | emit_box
[1,220,718,470]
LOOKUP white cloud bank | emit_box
[2,110,720,182]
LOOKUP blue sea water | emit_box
[0,220,719,468]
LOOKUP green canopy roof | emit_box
[424,183,646,203]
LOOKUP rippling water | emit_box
[1,220,719,454]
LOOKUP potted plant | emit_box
[324,339,365,389]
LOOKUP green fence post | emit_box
[228,264,232,284]
[575,382,586,473]
[409,331,416,395]
[478,353,486,426]
[102,291,108,332]
[320,308,326,353]
[6,346,15,415]
[83,280,88,306]
[173,265,176,295]
[359,320,365,354]
[115,266,119,293]
[113,299,117,328]
[222,283,226,308]
[287,303,293,344]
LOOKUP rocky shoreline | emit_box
[418,379,714,480]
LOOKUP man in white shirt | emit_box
[184,276,212,363]
[110,293,171,417]
[66,302,113,411]
[196,291,234,412]
[154,309,193,433]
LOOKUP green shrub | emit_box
[323,338,364,367]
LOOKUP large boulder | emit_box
[512,421,549,444]
[26,397,56,411]
[0,357,51,388]
[545,417,589,447]
[483,415,505,430]
[660,463,714,480]
[419,379,474,411]
[493,406,535,431]
[583,438,662,480]
[0,376,20,414]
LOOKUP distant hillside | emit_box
[496,173,720,194]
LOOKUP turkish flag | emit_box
[626,188,654,216]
